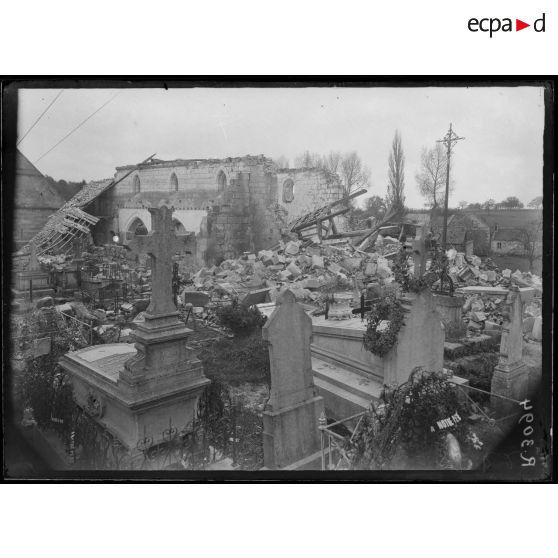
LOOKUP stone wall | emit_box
[90,156,344,265]
[13,150,66,250]
[276,168,345,222]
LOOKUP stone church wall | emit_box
[91,155,344,266]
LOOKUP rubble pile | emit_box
[446,250,542,294]
[182,239,394,309]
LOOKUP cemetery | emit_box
[7,193,545,474]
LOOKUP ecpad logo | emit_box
[468,13,546,37]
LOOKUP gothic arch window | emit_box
[282,179,294,203]
[126,217,148,240]
[133,174,141,194]
[173,219,186,234]
[170,172,178,191]
[217,170,227,193]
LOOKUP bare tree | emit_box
[458,200,469,210]
[415,144,449,209]
[273,155,290,169]
[294,150,322,168]
[320,151,342,175]
[339,151,370,196]
[386,130,406,212]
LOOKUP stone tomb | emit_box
[311,289,445,420]
[262,290,325,469]
[59,205,210,453]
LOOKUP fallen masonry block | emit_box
[311,255,324,269]
[364,262,378,276]
[470,311,487,323]
[284,241,300,256]
[340,257,362,272]
[302,278,322,290]
[287,262,302,277]
[327,262,342,274]
[241,288,271,307]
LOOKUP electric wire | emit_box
[17,90,63,146]
[33,91,121,164]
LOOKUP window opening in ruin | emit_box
[282,179,294,203]
[494,223,499,231]
[170,172,179,191]
[497,242,502,249]
[133,174,141,194]
[126,217,148,240]
[173,219,186,234]
[217,170,227,193]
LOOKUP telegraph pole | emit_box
[436,123,465,251]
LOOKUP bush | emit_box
[198,333,270,385]
[444,319,468,342]
[216,299,266,337]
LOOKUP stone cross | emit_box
[127,205,192,317]
[412,226,427,278]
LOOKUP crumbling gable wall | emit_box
[13,150,67,250]
[276,168,345,223]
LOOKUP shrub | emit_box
[216,299,266,337]
[444,319,468,342]
[198,334,270,385]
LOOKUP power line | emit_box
[33,91,121,165]
[17,90,63,146]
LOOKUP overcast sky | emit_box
[16,86,545,208]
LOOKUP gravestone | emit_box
[491,285,535,413]
[262,289,325,469]
[60,204,210,454]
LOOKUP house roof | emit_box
[493,229,523,241]
[15,150,66,209]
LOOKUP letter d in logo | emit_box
[534,13,546,32]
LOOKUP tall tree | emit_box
[415,144,449,209]
[386,130,406,212]
[339,151,370,196]
[320,151,342,175]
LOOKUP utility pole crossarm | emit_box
[436,123,465,251]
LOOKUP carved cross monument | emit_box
[127,205,193,318]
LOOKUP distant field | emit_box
[490,254,542,276]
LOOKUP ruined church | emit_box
[88,155,345,265]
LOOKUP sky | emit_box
[16,86,545,208]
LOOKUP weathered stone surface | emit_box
[262,290,324,469]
